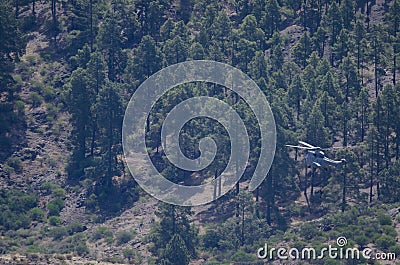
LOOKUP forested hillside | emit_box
[1,0,400,264]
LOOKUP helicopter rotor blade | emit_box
[285,145,314,150]
[322,146,357,151]
[298,141,317,149]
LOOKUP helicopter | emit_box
[286,141,347,212]
[286,141,346,169]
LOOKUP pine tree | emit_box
[291,32,312,68]
[210,11,232,56]
[234,38,257,72]
[0,0,24,91]
[282,62,301,87]
[320,70,343,104]
[64,0,101,49]
[235,0,251,20]
[317,91,336,128]
[237,15,265,46]
[340,56,359,101]
[370,24,387,97]
[269,32,284,72]
[66,68,94,178]
[163,234,190,265]
[386,0,400,85]
[160,19,175,42]
[340,0,355,29]
[303,0,323,34]
[306,103,330,147]
[380,160,400,203]
[248,51,268,81]
[392,83,400,159]
[150,203,197,262]
[136,0,169,38]
[0,0,24,156]
[322,2,343,63]
[357,87,370,142]
[86,52,106,156]
[353,18,367,84]
[288,74,305,121]
[94,81,124,187]
[262,0,281,38]
[97,11,125,82]
[379,84,397,169]
[51,0,58,40]
[189,42,205,60]
[333,29,350,63]
[177,0,192,23]
[339,101,350,146]
[163,35,188,65]
[313,26,327,57]
[124,35,163,91]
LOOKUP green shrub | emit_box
[48,216,62,226]
[50,226,68,240]
[378,215,392,226]
[70,234,89,255]
[29,207,45,221]
[5,156,23,173]
[376,235,396,250]
[324,259,341,265]
[202,229,219,249]
[389,244,400,256]
[0,190,38,231]
[231,250,257,262]
[11,194,37,213]
[122,248,135,261]
[29,92,43,107]
[47,198,64,216]
[354,235,369,248]
[382,225,397,237]
[0,210,31,230]
[42,86,55,101]
[40,181,58,194]
[116,231,134,245]
[31,80,43,92]
[92,226,113,240]
[52,188,66,199]
[299,223,321,240]
[66,221,84,235]
[14,100,25,115]
[25,55,38,66]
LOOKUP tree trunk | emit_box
[394,44,397,85]
[366,0,370,31]
[90,0,93,50]
[374,36,379,97]
[241,203,245,246]
[376,97,381,200]
[385,106,390,169]
[266,168,273,225]
[369,131,374,204]
[310,168,315,197]
[304,166,311,213]
[51,0,57,41]
[361,93,366,142]
[342,169,346,212]
[15,0,19,18]
[32,0,36,16]
[90,121,96,157]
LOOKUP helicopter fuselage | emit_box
[304,150,345,169]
